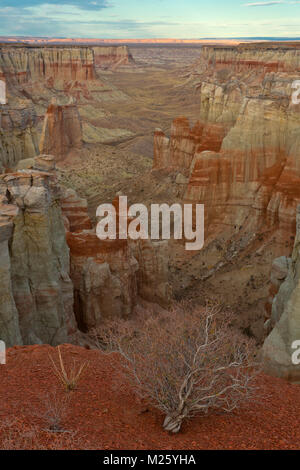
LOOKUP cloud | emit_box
[244,1,300,5]
[0,0,299,38]
[0,0,112,10]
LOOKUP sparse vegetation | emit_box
[34,391,71,433]
[96,304,261,433]
[49,346,87,392]
[0,417,88,450]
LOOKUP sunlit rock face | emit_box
[39,103,83,162]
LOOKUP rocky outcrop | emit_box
[64,193,171,331]
[39,103,83,162]
[153,118,225,172]
[153,119,205,171]
[0,156,170,346]
[0,45,95,87]
[154,43,300,253]
[0,202,22,346]
[263,206,300,381]
[0,103,38,168]
[197,43,300,75]
[92,46,134,70]
[60,187,92,232]
[0,158,77,347]
[264,256,291,319]
[0,169,170,347]
[0,43,133,168]
[66,230,139,331]
[132,239,171,308]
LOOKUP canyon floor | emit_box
[1,344,299,450]
[58,45,276,341]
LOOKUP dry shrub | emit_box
[95,303,261,433]
[0,418,39,450]
[49,346,87,391]
[33,390,71,432]
[0,418,91,450]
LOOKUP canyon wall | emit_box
[0,158,77,347]
[0,104,38,169]
[154,43,300,252]
[39,103,83,161]
[0,45,95,86]
[92,46,134,69]
[263,205,300,381]
[0,156,170,347]
[152,42,300,376]
[0,45,95,168]
[0,44,133,168]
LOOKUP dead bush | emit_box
[0,417,90,450]
[49,346,87,391]
[95,303,261,433]
[33,390,71,432]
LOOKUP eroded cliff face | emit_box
[0,104,38,169]
[0,44,132,167]
[0,45,94,168]
[154,43,300,253]
[0,158,77,347]
[64,192,170,331]
[0,156,170,346]
[92,46,134,70]
[39,103,83,161]
[197,43,300,74]
[0,45,95,86]
[263,206,300,381]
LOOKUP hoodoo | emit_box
[39,102,83,162]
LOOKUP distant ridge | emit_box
[0,36,300,47]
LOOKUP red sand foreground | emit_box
[0,344,299,450]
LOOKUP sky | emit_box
[0,0,300,38]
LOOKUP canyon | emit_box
[1,41,300,380]
[0,154,170,347]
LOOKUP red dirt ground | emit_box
[0,344,299,450]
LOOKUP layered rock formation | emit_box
[0,45,95,86]
[0,103,38,169]
[153,119,212,172]
[92,46,134,70]
[0,156,170,346]
[0,158,77,347]
[154,43,300,252]
[263,206,300,381]
[0,43,133,167]
[197,43,300,74]
[64,193,170,331]
[39,103,83,161]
